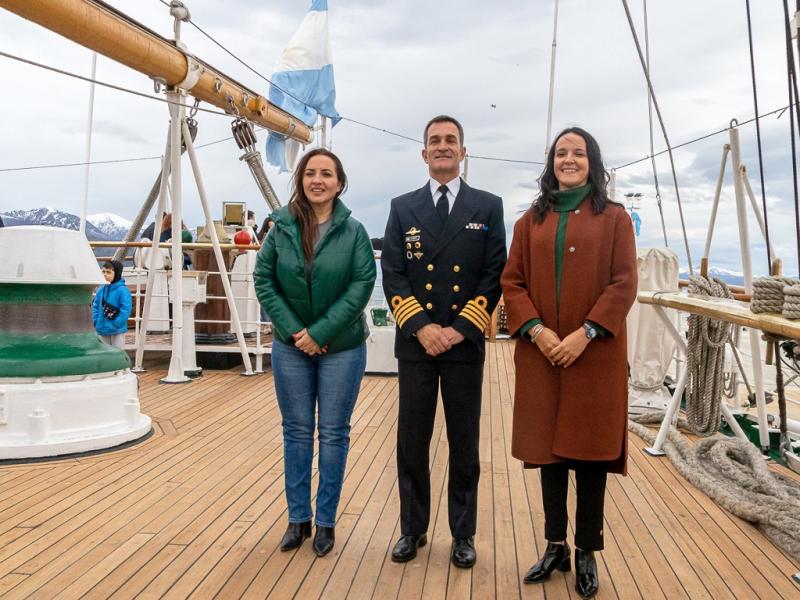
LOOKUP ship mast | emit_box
[0,0,313,144]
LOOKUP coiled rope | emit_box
[628,415,800,560]
[751,276,800,314]
[685,276,733,436]
[783,284,800,319]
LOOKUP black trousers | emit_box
[540,461,608,551]
[397,359,483,538]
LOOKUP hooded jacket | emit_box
[92,277,132,336]
[254,200,376,353]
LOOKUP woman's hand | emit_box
[293,328,325,355]
[549,328,590,368]
[533,328,561,365]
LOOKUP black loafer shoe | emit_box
[451,537,476,569]
[313,525,335,557]
[391,534,427,563]
[575,548,599,598]
[279,520,311,551]
[523,541,571,584]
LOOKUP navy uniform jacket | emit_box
[381,180,507,363]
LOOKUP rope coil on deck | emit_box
[751,276,800,313]
[629,415,800,560]
[686,276,733,436]
[783,284,800,319]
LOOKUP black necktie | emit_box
[436,184,449,224]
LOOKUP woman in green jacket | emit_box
[254,148,376,557]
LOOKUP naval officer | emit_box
[381,115,506,568]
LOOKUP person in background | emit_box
[254,148,376,557]
[92,260,132,349]
[501,127,637,598]
[140,212,166,241]
[247,210,258,239]
[257,216,274,244]
[0,215,5,227]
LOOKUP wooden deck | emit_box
[0,341,798,599]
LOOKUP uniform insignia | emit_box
[404,235,420,242]
[465,222,488,231]
[414,251,424,259]
[406,251,413,260]
[405,227,421,236]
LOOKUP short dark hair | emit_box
[423,115,464,146]
[102,261,114,270]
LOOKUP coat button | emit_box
[451,304,458,310]
[575,209,581,214]
[453,285,460,292]
[569,246,576,253]
[426,302,433,310]
[453,265,460,272]
[425,283,432,291]
[427,264,434,271]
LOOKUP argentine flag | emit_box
[267,0,340,172]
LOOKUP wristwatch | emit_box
[583,322,597,341]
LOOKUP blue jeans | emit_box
[271,339,367,527]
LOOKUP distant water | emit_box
[370,259,386,307]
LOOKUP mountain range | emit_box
[0,207,131,241]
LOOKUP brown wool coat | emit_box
[500,199,637,474]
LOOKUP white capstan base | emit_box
[0,370,152,460]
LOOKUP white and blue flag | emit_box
[266,0,340,172]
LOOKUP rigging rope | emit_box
[685,276,733,436]
[745,0,773,271]
[628,416,800,560]
[642,0,669,247]
[782,0,800,278]
[620,0,694,274]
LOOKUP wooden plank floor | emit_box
[0,342,798,599]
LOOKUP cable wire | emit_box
[643,0,669,247]
[0,50,227,116]
[745,0,773,270]
[621,0,693,274]
[782,0,800,277]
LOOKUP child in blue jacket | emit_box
[92,260,132,349]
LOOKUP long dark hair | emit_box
[532,127,617,223]
[288,148,348,259]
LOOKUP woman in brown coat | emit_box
[501,127,637,598]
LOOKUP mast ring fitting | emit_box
[730,118,739,128]
[152,77,167,94]
[242,92,249,107]
[214,78,223,94]
[177,55,203,91]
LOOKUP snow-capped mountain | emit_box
[87,213,132,240]
[0,207,126,241]
[679,267,746,286]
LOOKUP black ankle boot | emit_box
[313,525,335,557]
[523,541,571,584]
[279,520,311,551]
[575,548,599,598]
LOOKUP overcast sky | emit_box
[1,0,799,275]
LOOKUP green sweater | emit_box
[519,184,606,339]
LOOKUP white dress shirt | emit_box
[429,177,461,215]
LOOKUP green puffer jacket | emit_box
[254,200,376,354]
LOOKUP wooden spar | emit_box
[0,0,313,144]
[638,290,800,339]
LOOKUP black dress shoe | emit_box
[451,537,476,568]
[391,534,427,563]
[523,541,571,584]
[313,525,335,557]
[279,520,311,551]
[575,548,599,598]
